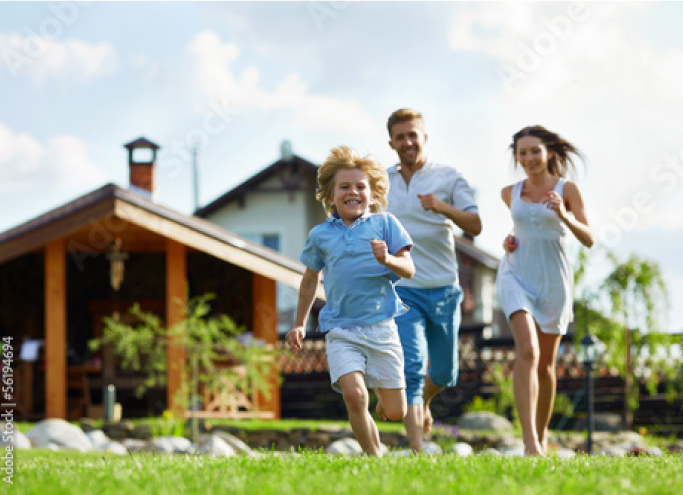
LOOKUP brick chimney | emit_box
[123,137,160,197]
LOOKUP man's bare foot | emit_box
[423,405,433,434]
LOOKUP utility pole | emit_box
[192,146,199,212]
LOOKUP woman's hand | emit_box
[543,191,568,221]
[503,234,518,253]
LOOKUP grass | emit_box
[10,449,683,495]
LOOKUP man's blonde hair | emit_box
[316,145,389,217]
[387,108,425,138]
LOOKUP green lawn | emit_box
[10,449,683,495]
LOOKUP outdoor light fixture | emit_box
[578,333,603,454]
[106,238,128,291]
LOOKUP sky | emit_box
[1,1,682,333]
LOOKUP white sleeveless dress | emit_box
[495,179,573,335]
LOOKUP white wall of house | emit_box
[206,192,309,261]
[472,266,497,337]
[204,184,314,333]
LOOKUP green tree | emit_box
[574,248,681,430]
[89,293,278,427]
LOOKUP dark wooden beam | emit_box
[252,273,280,419]
[45,238,66,419]
[166,238,186,413]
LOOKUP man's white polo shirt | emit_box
[387,160,478,289]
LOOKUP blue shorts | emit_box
[395,284,463,405]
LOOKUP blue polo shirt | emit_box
[301,211,413,332]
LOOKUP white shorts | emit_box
[325,318,405,394]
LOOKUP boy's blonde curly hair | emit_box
[316,145,389,218]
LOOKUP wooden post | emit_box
[166,239,186,413]
[252,274,280,419]
[45,239,66,419]
[624,327,633,430]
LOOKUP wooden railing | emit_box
[183,364,276,419]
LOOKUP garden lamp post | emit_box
[578,334,602,454]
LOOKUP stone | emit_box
[500,445,525,457]
[387,449,413,457]
[457,412,514,431]
[325,437,364,455]
[598,445,627,457]
[86,430,109,449]
[26,419,93,451]
[148,436,194,454]
[212,430,256,456]
[195,434,237,457]
[122,438,147,452]
[102,421,136,441]
[0,429,31,449]
[422,442,442,455]
[553,448,576,458]
[99,441,128,455]
[452,442,473,457]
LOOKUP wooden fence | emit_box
[278,325,683,436]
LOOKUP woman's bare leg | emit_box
[509,310,543,456]
[536,329,562,455]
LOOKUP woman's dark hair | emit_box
[511,125,583,178]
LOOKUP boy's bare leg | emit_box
[339,372,382,456]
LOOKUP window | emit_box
[262,234,280,252]
[240,233,281,252]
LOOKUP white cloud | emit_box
[0,34,117,84]
[0,123,106,192]
[447,3,683,236]
[185,30,376,136]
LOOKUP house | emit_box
[195,141,503,334]
[1,137,323,421]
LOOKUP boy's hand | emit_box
[371,238,389,265]
[286,326,306,351]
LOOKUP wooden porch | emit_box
[2,184,323,421]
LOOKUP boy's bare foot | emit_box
[423,405,434,434]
